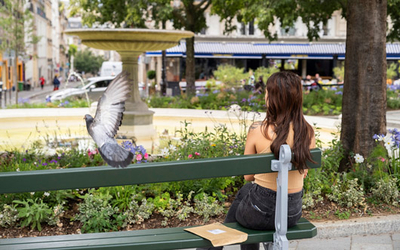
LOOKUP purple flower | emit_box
[335,91,343,95]
[42,163,47,166]
[22,158,26,162]
[373,134,379,140]
[241,98,247,103]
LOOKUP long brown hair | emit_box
[262,71,314,173]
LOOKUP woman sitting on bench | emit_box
[199,71,316,250]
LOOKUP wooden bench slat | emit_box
[0,218,316,250]
[0,149,321,194]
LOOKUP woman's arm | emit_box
[304,132,317,178]
[243,122,262,181]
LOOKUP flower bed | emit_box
[0,123,399,237]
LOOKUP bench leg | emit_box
[262,242,274,250]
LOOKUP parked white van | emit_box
[100,61,122,77]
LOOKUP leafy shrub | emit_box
[304,128,344,196]
[327,174,365,208]
[75,190,125,233]
[158,192,194,226]
[47,203,65,227]
[123,195,155,226]
[0,204,18,228]
[13,198,53,231]
[213,64,247,88]
[254,66,279,82]
[302,186,323,209]
[147,70,156,80]
[371,177,399,205]
[193,193,224,222]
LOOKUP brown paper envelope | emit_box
[184,223,248,247]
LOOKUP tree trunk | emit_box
[185,36,196,96]
[339,0,387,171]
[160,21,168,96]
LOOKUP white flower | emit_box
[16,168,20,172]
[384,136,394,151]
[44,192,50,197]
[30,192,35,195]
[376,135,385,141]
[169,144,177,152]
[354,154,364,164]
[0,214,3,219]
[160,147,169,156]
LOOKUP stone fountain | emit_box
[65,28,194,148]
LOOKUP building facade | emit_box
[145,10,350,86]
[23,0,68,88]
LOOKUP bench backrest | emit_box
[0,148,321,194]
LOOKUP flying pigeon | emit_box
[84,71,134,168]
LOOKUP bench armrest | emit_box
[271,145,292,250]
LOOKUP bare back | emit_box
[244,121,315,193]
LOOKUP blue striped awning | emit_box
[146,42,400,60]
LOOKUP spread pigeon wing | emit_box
[87,71,134,168]
[92,71,131,138]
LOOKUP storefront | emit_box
[146,42,400,81]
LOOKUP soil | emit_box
[1,197,399,239]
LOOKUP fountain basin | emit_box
[65,29,194,52]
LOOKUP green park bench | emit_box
[0,146,321,250]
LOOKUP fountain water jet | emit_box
[65,28,194,147]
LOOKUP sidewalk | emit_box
[184,214,400,249]
[0,81,81,108]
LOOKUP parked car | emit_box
[46,76,115,102]
[46,76,147,102]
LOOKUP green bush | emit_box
[254,66,279,82]
[327,174,365,208]
[13,198,53,231]
[75,190,125,233]
[371,177,399,205]
[0,204,18,228]
[213,64,247,88]
[147,70,156,80]
[123,195,155,226]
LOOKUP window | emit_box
[240,22,246,35]
[94,80,108,88]
[280,27,296,36]
[248,20,254,35]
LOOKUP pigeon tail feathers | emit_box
[99,142,134,168]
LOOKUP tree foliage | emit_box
[74,49,104,75]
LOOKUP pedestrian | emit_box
[26,79,31,91]
[311,73,322,90]
[40,76,45,90]
[53,75,60,91]
[254,76,265,94]
[198,71,316,250]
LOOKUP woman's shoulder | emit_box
[248,121,263,134]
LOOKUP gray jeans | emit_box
[198,182,303,250]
